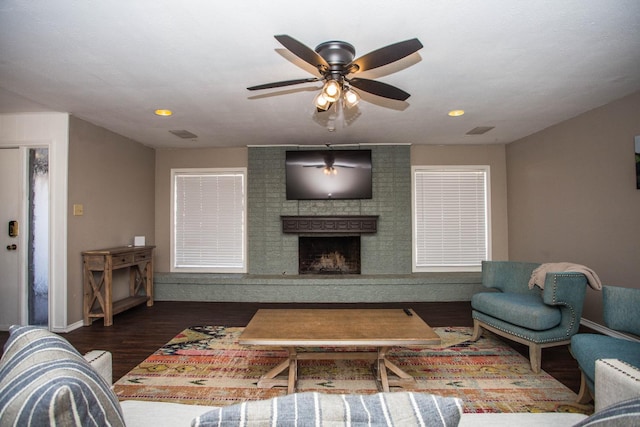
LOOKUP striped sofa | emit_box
[2,326,639,426]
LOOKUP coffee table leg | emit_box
[376,347,416,392]
[256,359,289,389]
[377,347,390,392]
[288,347,297,394]
[256,347,299,393]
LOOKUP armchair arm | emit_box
[595,359,640,412]
[542,272,588,307]
[84,350,113,385]
[541,272,587,337]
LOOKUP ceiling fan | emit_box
[247,35,423,111]
[303,152,355,175]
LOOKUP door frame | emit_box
[0,113,69,331]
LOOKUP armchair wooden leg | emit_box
[576,371,593,404]
[529,344,542,373]
[471,319,483,341]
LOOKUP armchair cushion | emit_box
[472,292,561,331]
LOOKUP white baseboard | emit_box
[580,318,640,342]
[2,321,84,333]
[51,319,84,334]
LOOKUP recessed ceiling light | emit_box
[154,109,173,117]
[448,109,465,117]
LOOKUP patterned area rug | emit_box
[113,326,592,414]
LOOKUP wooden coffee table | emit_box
[238,309,441,394]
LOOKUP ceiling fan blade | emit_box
[349,38,423,73]
[274,35,330,71]
[348,78,410,101]
[247,77,320,91]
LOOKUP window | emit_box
[171,168,246,273]
[412,166,490,272]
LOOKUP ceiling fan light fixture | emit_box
[314,93,333,111]
[448,109,465,117]
[323,166,337,175]
[343,88,360,108]
[322,79,342,102]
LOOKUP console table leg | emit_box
[103,260,113,326]
[145,260,154,306]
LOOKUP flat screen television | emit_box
[285,150,372,200]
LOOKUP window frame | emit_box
[411,165,491,272]
[170,167,247,273]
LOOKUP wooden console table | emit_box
[82,246,155,326]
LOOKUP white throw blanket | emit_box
[528,262,603,290]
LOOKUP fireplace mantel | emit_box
[281,215,378,234]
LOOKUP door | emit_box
[0,148,23,329]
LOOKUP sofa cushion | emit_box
[0,326,125,427]
[192,392,463,427]
[471,292,561,331]
[570,334,640,385]
[573,397,640,427]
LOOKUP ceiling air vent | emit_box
[466,126,494,135]
[169,130,198,139]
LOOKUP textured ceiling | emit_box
[1,1,639,149]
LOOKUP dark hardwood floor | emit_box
[0,301,585,394]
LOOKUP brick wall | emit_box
[247,145,412,275]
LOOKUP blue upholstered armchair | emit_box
[571,285,640,404]
[471,261,588,373]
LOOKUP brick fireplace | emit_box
[281,215,378,275]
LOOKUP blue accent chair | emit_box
[471,261,588,373]
[571,285,640,404]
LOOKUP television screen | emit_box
[285,150,372,200]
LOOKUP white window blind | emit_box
[172,169,246,272]
[413,167,489,272]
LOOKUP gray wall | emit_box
[506,90,640,323]
[410,144,509,261]
[154,147,248,272]
[247,145,412,275]
[67,116,155,324]
[153,144,486,302]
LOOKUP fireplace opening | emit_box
[298,236,361,274]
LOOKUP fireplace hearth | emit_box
[299,236,360,274]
